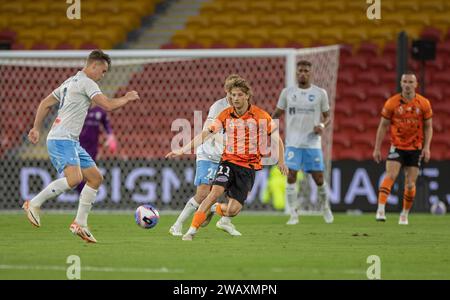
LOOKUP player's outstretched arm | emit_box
[165,130,213,159]
[92,91,139,112]
[28,94,59,144]
[373,117,390,163]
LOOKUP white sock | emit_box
[186,226,197,235]
[221,216,231,223]
[401,209,409,216]
[286,183,298,216]
[318,182,330,210]
[378,203,386,211]
[75,185,97,227]
[174,197,199,226]
[30,178,71,208]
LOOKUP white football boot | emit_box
[169,224,183,236]
[216,218,242,236]
[376,209,387,222]
[286,214,299,225]
[22,200,41,227]
[323,207,334,224]
[70,221,97,243]
[398,214,409,225]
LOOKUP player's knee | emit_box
[314,177,324,186]
[87,172,103,189]
[67,174,83,188]
[226,207,240,217]
[287,173,296,184]
[195,190,210,202]
[406,182,416,190]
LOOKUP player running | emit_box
[169,74,242,237]
[167,78,289,241]
[373,72,433,225]
[23,50,139,243]
[272,60,334,225]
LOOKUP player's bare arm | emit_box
[313,111,330,135]
[277,136,288,176]
[271,107,284,119]
[28,94,60,144]
[373,117,391,163]
[166,129,214,158]
[92,91,139,112]
[420,118,433,163]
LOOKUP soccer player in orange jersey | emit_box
[166,78,288,240]
[373,72,433,225]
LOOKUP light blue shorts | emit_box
[285,147,324,173]
[47,139,96,174]
[194,160,219,186]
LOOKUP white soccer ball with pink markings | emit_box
[135,204,160,229]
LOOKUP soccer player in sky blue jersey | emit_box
[23,50,139,243]
[272,60,334,225]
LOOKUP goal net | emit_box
[0,47,339,211]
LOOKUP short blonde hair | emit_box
[227,78,253,102]
[224,74,242,91]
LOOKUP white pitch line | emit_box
[0,264,184,273]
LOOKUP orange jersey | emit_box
[208,104,274,170]
[381,93,432,150]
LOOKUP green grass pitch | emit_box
[1,212,449,280]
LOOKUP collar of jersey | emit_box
[231,104,254,118]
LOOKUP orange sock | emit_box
[191,211,206,229]
[215,204,224,216]
[403,187,416,212]
[378,177,395,205]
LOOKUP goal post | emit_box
[0,46,339,211]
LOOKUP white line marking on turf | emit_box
[0,264,184,273]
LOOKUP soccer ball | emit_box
[135,204,160,229]
[430,201,447,215]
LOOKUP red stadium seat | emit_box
[355,71,380,86]
[420,27,442,42]
[31,43,51,50]
[333,132,352,148]
[337,70,355,86]
[432,117,444,133]
[366,86,392,102]
[382,42,397,60]
[437,40,450,58]
[160,43,179,49]
[425,86,444,102]
[339,44,354,60]
[340,86,366,102]
[334,104,353,118]
[55,42,75,50]
[353,102,379,118]
[357,42,379,57]
[341,56,367,72]
[432,102,450,115]
[432,72,450,85]
[427,57,446,72]
[367,56,394,73]
[0,29,16,42]
[336,148,365,161]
